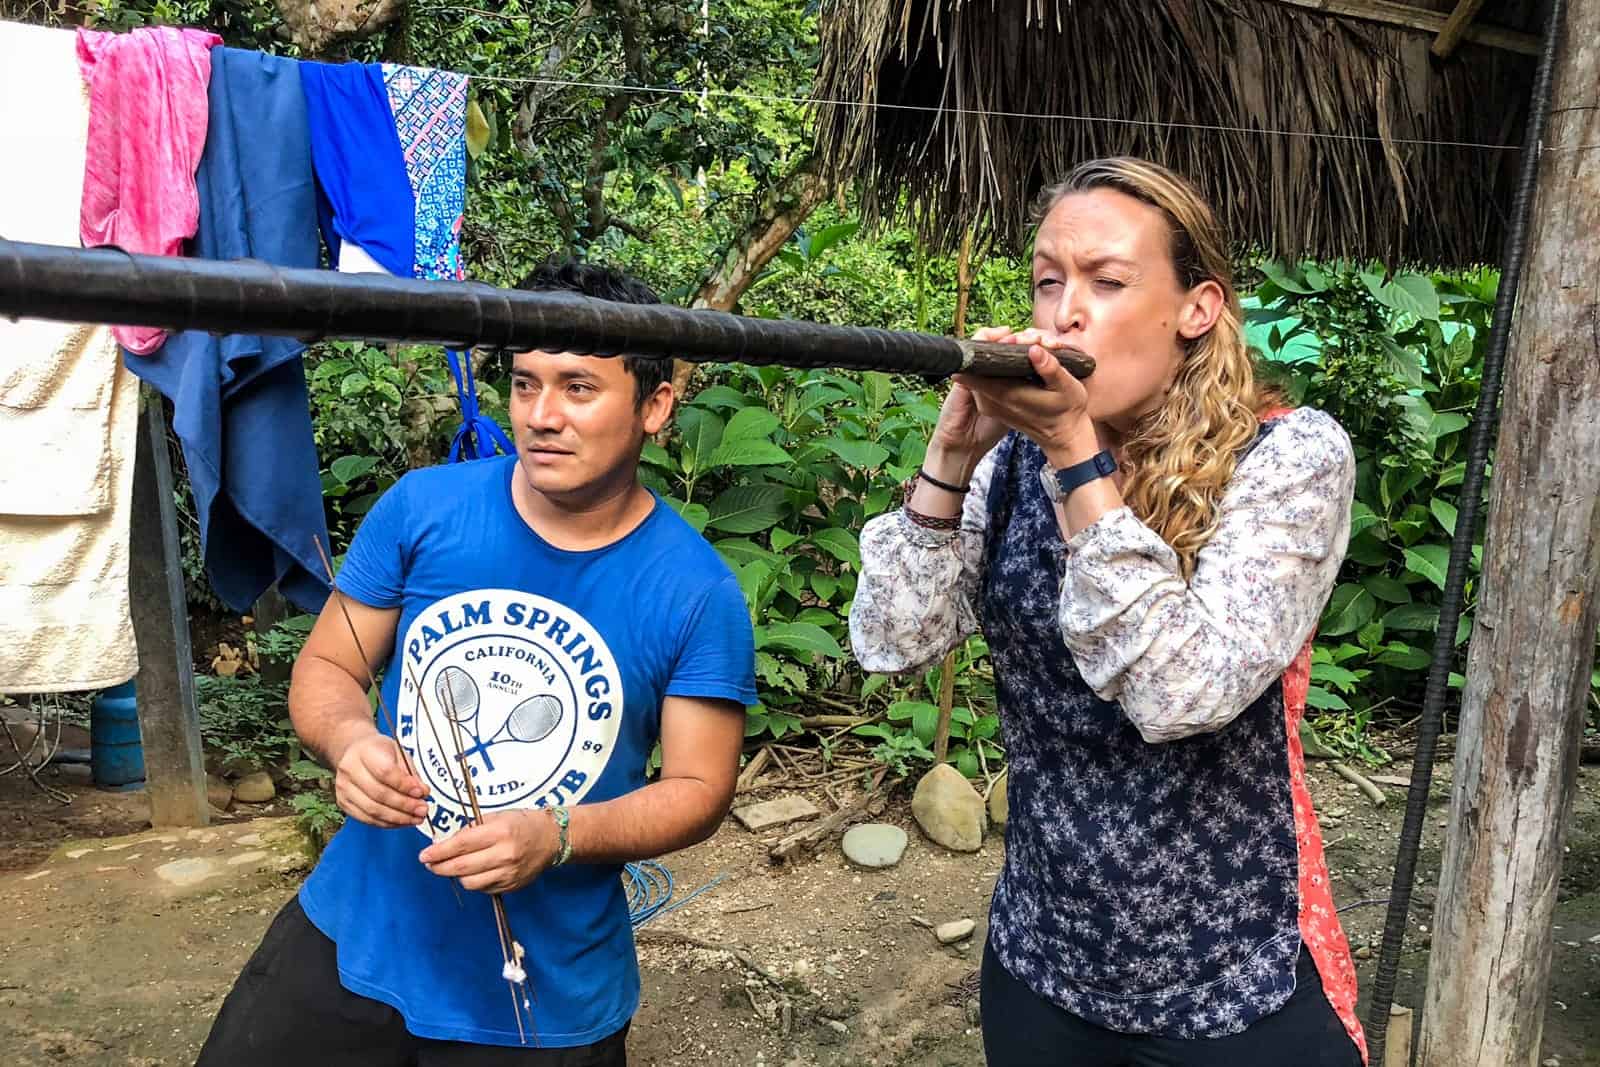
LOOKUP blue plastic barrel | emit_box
[90,679,146,789]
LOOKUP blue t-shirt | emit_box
[299,455,756,1047]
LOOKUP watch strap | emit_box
[1049,450,1118,498]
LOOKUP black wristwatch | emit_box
[1038,450,1117,504]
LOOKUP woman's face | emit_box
[1031,188,1222,430]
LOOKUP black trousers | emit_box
[980,939,1363,1067]
[196,897,628,1067]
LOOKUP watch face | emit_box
[1038,464,1060,502]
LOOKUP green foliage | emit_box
[291,789,345,853]
[196,673,296,770]
[1250,262,1497,762]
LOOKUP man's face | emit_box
[507,350,673,499]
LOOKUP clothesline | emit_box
[463,74,1528,153]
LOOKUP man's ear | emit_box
[641,381,675,436]
[1177,279,1225,341]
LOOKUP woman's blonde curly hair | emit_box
[1036,158,1276,578]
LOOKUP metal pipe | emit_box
[1362,0,1566,1060]
[0,239,1093,380]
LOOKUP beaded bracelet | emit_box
[901,476,962,531]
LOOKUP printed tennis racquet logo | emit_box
[397,589,623,837]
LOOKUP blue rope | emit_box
[625,860,674,928]
[444,347,515,462]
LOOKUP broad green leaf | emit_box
[887,700,932,722]
[330,455,378,484]
[706,485,790,534]
[1375,644,1431,670]
[811,573,839,602]
[1383,603,1440,631]
[956,748,980,779]
[712,538,780,567]
[1310,663,1362,692]
[1305,685,1351,712]
[465,97,492,158]
[705,439,793,468]
[641,441,672,468]
[735,561,772,610]
[811,528,861,568]
[863,371,894,415]
[758,621,843,658]
[1437,462,1466,489]
[678,408,724,470]
[1259,261,1314,295]
[1448,672,1467,688]
[688,385,748,412]
[1344,533,1390,568]
[1362,575,1411,604]
[1357,620,1386,648]
[912,702,940,745]
[1428,412,1470,442]
[1456,614,1473,647]
[1430,498,1458,536]
[1403,544,1451,591]
[808,220,860,259]
[744,711,769,738]
[821,437,890,469]
[1349,501,1381,539]
[675,503,709,533]
[1391,274,1442,321]
[770,528,803,551]
[1322,584,1377,636]
[861,673,889,700]
[340,372,372,398]
[723,407,781,443]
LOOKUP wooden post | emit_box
[1384,1005,1414,1067]
[930,230,976,766]
[1418,2,1597,1059]
[128,391,209,827]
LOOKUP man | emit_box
[198,261,756,1066]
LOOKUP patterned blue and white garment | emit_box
[849,408,1368,1057]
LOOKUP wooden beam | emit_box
[128,391,209,828]
[1261,0,1539,55]
[1418,0,1598,1059]
[1431,0,1489,58]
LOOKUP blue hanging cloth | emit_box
[444,348,515,462]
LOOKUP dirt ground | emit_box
[2,750,1598,1066]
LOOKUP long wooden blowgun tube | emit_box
[0,239,1094,381]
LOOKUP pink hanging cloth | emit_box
[76,26,221,355]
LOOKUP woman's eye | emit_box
[1095,278,1126,290]
[1034,278,1061,291]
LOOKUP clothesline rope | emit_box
[464,71,1530,153]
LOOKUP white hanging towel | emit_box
[0,20,139,692]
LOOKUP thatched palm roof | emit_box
[812,0,1545,266]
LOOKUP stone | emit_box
[207,774,233,810]
[1354,946,1373,960]
[155,857,221,888]
[233,771,276,804]
[841,824,908,869]
[988,769,1008,827]
[911,764,986,852]
[732,794,821,832]
[226,850,270,868]
[935,919,976,945]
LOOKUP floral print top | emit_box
[849,408,1366,1054]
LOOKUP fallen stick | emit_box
[768,768,892,863]
[736,746,773,793]
[636,929,791,991]
[1331,761,1387,807]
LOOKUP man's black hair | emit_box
[514,260,672,407]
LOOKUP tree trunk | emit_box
[670,158,828,397]
[1418,7,1600,1062]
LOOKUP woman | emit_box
[849,158,1365,1066]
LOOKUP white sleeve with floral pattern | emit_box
[848,449,1000,675]
[1059,407,1355,742]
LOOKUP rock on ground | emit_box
[912,764,986,852]
[841,823,908,868]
